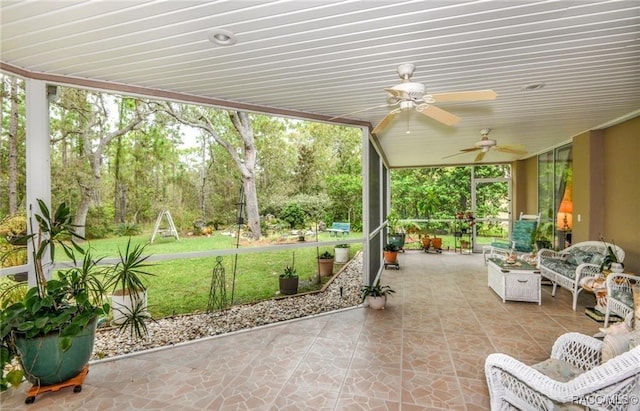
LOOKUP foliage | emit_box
[0,201,154,391]
[280,265,298,278]
[114,222,142,236]
[280,202,307,229]
[318,251,334,259]
[359,278,396,302]
[383,243,399,252]
[0,201,110,391]
[335,243,350,248]
[105,238,155,295]
[85,204,114,239]
[599,238,623,272]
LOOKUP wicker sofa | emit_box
[485,332,640,410]
[537,241,625,311]
[605,273,640,327]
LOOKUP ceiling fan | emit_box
[369,63,497,134]
[443,128,527,162]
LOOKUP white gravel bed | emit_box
[92,253,363,360]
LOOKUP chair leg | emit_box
[572,292,578,311]
[604,310,610,328]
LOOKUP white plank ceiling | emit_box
[1,0,639,167]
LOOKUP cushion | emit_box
[633,284,640,331]
[566,249,597,266]
[609,287,634,311]
[601,333,633,363]
[540,257,578,279]
[532,358,584,382]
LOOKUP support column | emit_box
[25,79,52,286]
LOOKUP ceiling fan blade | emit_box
[329,103,395,120]
[431,90,497,103]
[372,109,400,134]
[495,146,527,155]
[416,104,460,126]
[475,151,487,162]
[442,147,478,159]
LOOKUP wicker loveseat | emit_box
[537,241,625,311]
[485,332,640,410]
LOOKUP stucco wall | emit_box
[515,115,639,273]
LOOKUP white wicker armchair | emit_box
[605,273,640,327]
[485,332,640,410]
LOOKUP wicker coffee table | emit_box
[487,258,541,304]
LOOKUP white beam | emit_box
[25,79,52,286]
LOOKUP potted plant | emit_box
[0,201,110,392]
[278,265,299,295]
[360,278,396,309]
[599,240,624,274]
[383,243,399,264]
[104,239,155,332]
[386,210,405,251]
[0,201,153,396]
[535,222,553,250]
[317,250,334,277]
[334,243,350,263]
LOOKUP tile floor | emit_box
[1,251,602,410]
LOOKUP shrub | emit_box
[86,205,114,239]
[114,222,142,236]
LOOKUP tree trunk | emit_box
[242,175,261,238]
[8,77,19,215]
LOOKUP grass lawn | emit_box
[75,232,363,318]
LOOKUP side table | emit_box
[487,258,541,304]
[579,275,607,312]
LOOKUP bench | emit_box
[327,222,350,238]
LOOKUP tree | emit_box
[157,103,263,239]
[51,90,152,237]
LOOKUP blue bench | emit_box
[327,222,350,237]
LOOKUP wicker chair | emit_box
[484,213,540,262]
[485,332,640,410]
[605,273,640,327]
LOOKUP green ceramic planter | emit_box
[15,318,97,386]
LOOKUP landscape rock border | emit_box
[92,252,363,361]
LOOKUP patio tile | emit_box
[0,251,606,410]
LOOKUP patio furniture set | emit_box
[485,227,640,409]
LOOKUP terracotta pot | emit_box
[383,250,398,263]
[318,258,334,276]
[431,237,442,250]
[421,237,431,249]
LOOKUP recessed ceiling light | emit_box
[208,29,237,46]
[522,82,545,91]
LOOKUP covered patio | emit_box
[1,252,600,409]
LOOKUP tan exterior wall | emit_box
[514,115,639,272]
[512,158,538,216]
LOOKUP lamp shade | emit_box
[558,198,573,214]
